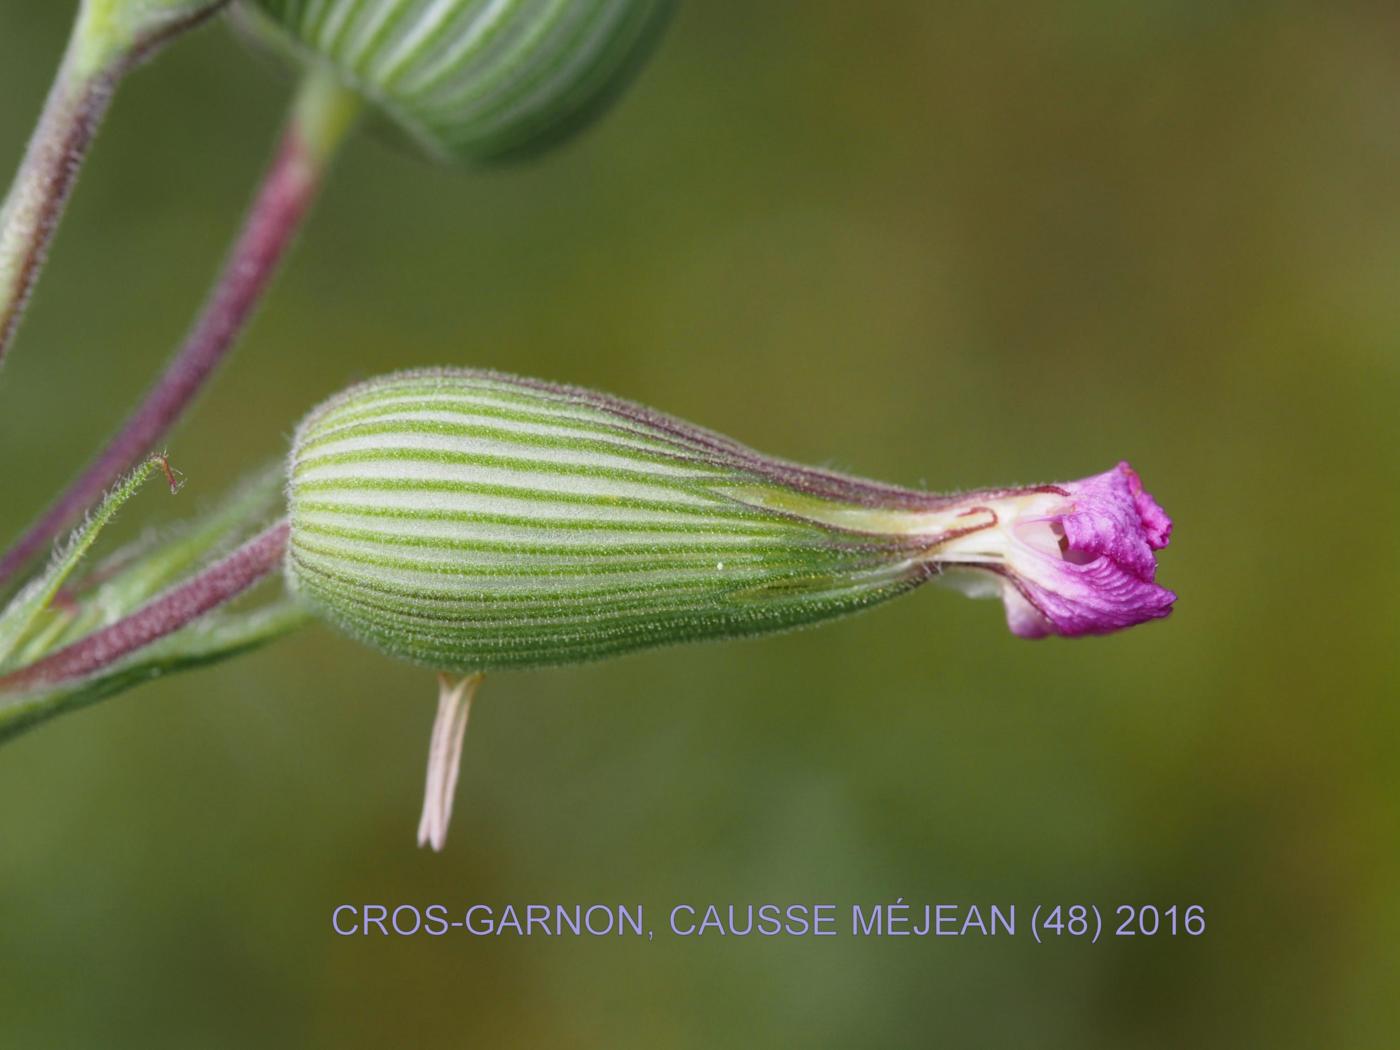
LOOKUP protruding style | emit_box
[417,671,485,851]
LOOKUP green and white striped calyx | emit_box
[286,369,1002,674]
[238,0,676,162]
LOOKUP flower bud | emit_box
[285,369,1175,672]
[239,0,676,162]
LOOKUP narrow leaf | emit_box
[0,597,310,745]
[0,456,172,670]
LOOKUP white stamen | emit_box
[417,671,485,852]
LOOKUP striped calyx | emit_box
[285,369,992,673]
[237,0,676,162]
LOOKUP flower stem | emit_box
[0,0,229,371]
[0,65,360,589]
[0,519,289,697]
[0,37,117,365]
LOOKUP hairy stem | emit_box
[0,519,289,697]
[0,39,116,365]
[0,65,359,589]
[0,0,230,371]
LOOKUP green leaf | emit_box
[0,456,172,672]
[36,463,285,658]
[0,597,310,745]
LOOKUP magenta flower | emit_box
[931,462,1175,637]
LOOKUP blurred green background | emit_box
[2,2,1398,1046]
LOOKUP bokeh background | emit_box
[3,2,1398,1046]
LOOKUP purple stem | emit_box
[0,2,230,370]
[0,119,326,588]
[0,72,115,364]
[0,519,289,694]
